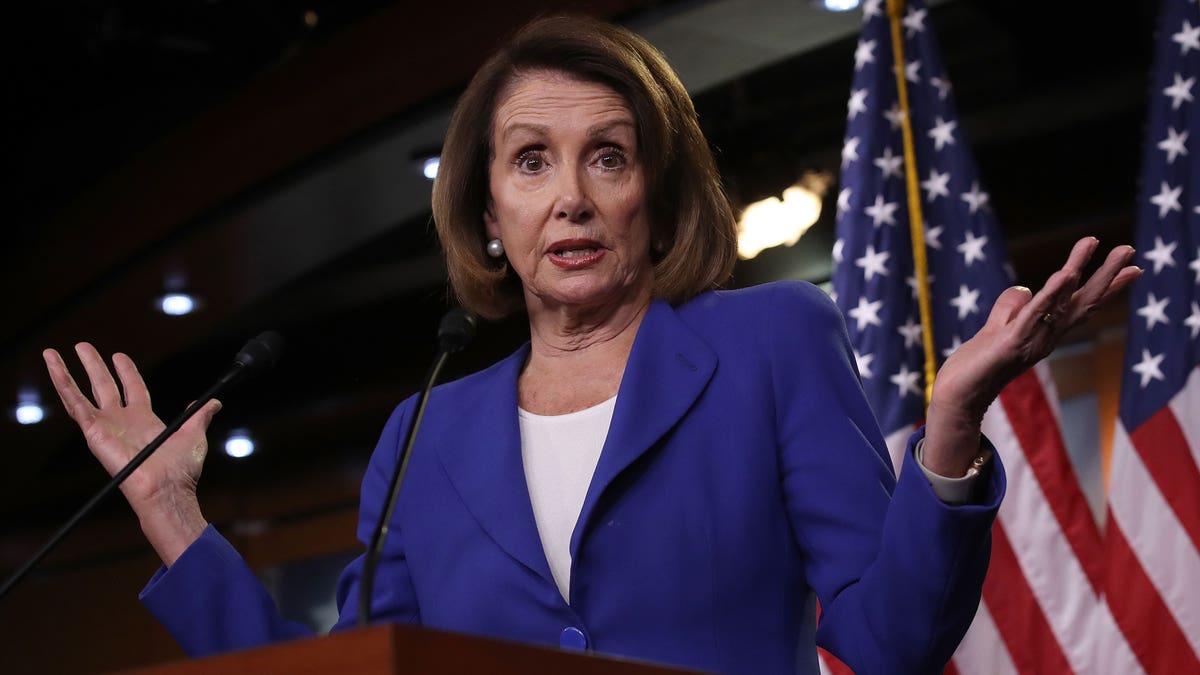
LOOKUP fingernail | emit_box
[1014,285,1031,293]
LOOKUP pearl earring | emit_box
[486,238,505,258]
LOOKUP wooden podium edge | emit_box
[120,624,707,674]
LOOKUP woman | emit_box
[43,15,1139,675]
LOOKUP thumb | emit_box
[193,398,222,431]
[985,285,1033,328]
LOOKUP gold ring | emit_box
[1040,312,1055,325]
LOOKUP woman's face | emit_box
[485,70,654,315]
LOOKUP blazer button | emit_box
[559,626,588,650]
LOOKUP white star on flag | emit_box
[874,147,904,180]
[957,230,988,266]
[848,297,884,331]
[889,364,923,398]
[848,88,869,120]
[842,136,861,167]
[1190,247,1200,283]
[928,116,957,151]
[942,335,963,359]
[883,103,905,130]
[961,181,990,214]
[1164,72,1195,109]
[1144,236,1178,274]
[1158,126,1189,163]
[1150,181,1183,218]
[949,284,981,320]
[921,168,951,201]
[930,76,952,101]
[856,245,891,281]
[1131,349,1166,388]
[1173,19,1200,55]
[862,0,882,19]
[903,8,927,37]
[906,273,934,299]
[837,189,852,218]
[854,350,875,379]
[864,195,899,227]
[1137,292,1171,331]
[897,317,923,348]
[855,39,876,71]
[905,60,922,84]
[1186,302,1200,339]
[924,224,944,250]
[832,238,845,264]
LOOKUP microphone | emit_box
[437,308,477,354]
[358,309,477,627]
[0,332,285,601]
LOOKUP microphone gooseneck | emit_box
[0,332,285,601]
[358,309,477,627]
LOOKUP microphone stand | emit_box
[358,309,475,627]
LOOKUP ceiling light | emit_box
[817,0,860,11]
[158,292,197,316]
[15,402,45,425]
[422,156,440,180]
[736,173,830,259]
[224,430,255,459]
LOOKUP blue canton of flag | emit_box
[831,0,1011,442]
[1122,0,1200,426]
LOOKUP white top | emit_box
[518,396,617,603]
[516,396,976,603]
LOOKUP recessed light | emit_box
[422,156,440,180]
[817,0,860,12]
[158,292,197,316]
[15,402,45,425]
[224,430,255,458]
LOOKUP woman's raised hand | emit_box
[43,343,219,565]
[921,237,1142,476]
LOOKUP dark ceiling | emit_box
[0,0,1156,571]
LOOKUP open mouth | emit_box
[553,247,598,258]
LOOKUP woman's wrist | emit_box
[922,399,984,477]
[133,488,208,567]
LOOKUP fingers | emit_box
[1069,245,1139,322]
[42,348,96,424]
[985,286,1033,328]
[112,353,152,408]
[75,343,123,408]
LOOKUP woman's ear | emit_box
[483,204,501,240]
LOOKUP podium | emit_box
[123,624,703,674]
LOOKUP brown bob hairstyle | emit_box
[432,14,738,320]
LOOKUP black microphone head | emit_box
[234,331,285,375]
[437,309,477,353]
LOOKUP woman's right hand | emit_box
[43,343,221,566]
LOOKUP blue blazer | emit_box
[141,281,1004,675]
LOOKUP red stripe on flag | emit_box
[818,648,854,675]
[982,521,1073,675]
[1103,514,1200,674]
[1128,406,1200,553]
[943,659,960,675]
[998,370,1105,592]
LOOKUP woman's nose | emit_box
[552,167,594,223]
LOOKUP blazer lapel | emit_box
[434,345,556,586]
[570,298,717,555]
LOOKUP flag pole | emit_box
[886,0,938,406]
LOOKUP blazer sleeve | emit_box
[767,282,1004,674]
[139,399,420,656]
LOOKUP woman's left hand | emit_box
[920,237,1142,477]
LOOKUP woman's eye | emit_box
[516,152,544,172]
[597,149,626,170]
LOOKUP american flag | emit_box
[1097,0,1200,671]
[828,0,1129,672]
